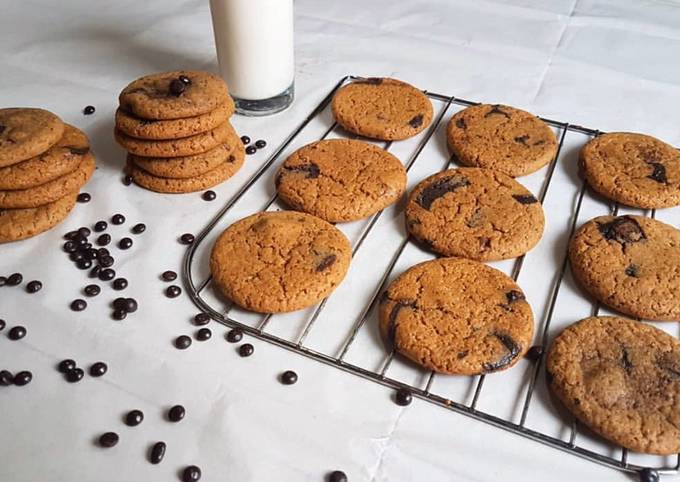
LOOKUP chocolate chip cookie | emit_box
[118,70,231,120]
[547,316,680,455]
[405,167,544,260]
[275,139,407,222]
[115,122,231,158]
[580,132,680,209]
[331,78,433,140]
[379,257,534,375]
[447,104,557,177]
[569,215,680,321]
[0,124,89,190]
[0,108,65,167]
[0,193,77,243]
[210,211,351,313]
[126,159,236,193]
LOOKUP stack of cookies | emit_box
[114,70,245,194]
[0,108,95,243]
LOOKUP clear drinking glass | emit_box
[209,0,295,116]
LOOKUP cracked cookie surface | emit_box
[378,257,534,375]
[0,193,77,243]
[547,316,680,455]
[331,78,433,140]
[580,132,680,209]
[275,139,407,222]
[0,108,65,167]
[569,215,680,321]
[210,211,351,313]
[405,167,544,260]
[446,104,557,177]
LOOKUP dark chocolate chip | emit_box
[124,298,138,313]
[77,192,91,203]
[282,163,321,179]
[71,299,87,311]
[112,278,128,291]
[195,328,212,341]
[162,270,178,282]
[131,223,146,234]
[525,345,543,362]
[457,350,469,359]
[89,362,108,377]
[0,319,4,330]
[8,325,26,340]
[280,370,298,385]
[179,75,191,85]
[0,370,13,386]
[63,241,77,253]
[175,335,192,350]
[13,371,32,386]
[179,233,195,245]
[26,280,42,293]
[639,469,660,482]
[89,266,101,279]
[118,237,133,250]
[514,135,529,145]
[6,273,23,286]
[328,470,348,482]
[123,174,133,186]
[226,329,243,343]
[58,359,76,373]
[484,104,510,119]
[597,216,646,246]
[245,145,257,155]
[625,264,639,277]
[76,259,92,270]
[149,441,166,464]
[416,176,470,210]
[455,117,467,129]
[386,299,415,343]
[482,332,521,373]
[240,135,251,145]
[239,343,254,357]
[112,309,127,321]
[166,285,181,298]
[83,105,96,115]
[99,432,119,448]
[66,367,84,383]
[505,290,525,304]
[394,388,412,406]
[168,404,186,422]
[169,78,186,96]
[97,234,111,246]
[182,465,201,482]
[621,347,633,373]
[69,146,89,155]
[84,284,101,297]
[193,313,210,326]
[316,254,336,272]
[125,409,144,427]
[512,194,538,205]
[111,214,125,225]
[255,139,266,149]
[202,190,216,201]
[647,163,667,184]
[99,268,116,281]
[408,114,424,128]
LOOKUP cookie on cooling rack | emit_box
[547,316,680,455]
[580,132,680,209]
[378,257,534,375]
[405,167,544,260]
[275,139,407,222]
[331,78,433,140]
[569,215,680,321]
[446,104,557,177]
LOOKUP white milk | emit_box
[210,0,295,101]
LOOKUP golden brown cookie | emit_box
[127,159,236,193]
[0,108,65,167]
[580,132,680,209]
[0,153,95,209]
[275,139,407,222]
[379,257,534,375]
[114,103,234,140]
[0,124,89,190]
[331,78,433,140]
[118,70,231,120]
[115,122,231,157]
[447,104,557,177]
[210,211,352,313]
[547,316,680,455]
[405,168,544,260]
[0,193,77,243]
[569,215,680,321]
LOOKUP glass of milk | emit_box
[209,0,295,116]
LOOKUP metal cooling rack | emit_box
[183,76,680,481]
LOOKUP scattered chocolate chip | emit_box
[505,290,525,304]
[112,309,127,321]
[408,114,424,128]
[89,266,101,278]
[162,270,177,282]
[123,174,133,186]
[239,343,254,357]
[58,359,76,373]
[484,104,510,118]
[280,370,298,385]
[597,216,646,246]
[64,230,79,240]
[83,105,96,115]
[482,332,521,373]
[316,255,336,272]
[111,214,125,225]
[78,227,91,237]
[179,75,191,85]
[66,367,85,383]
[254,139,266,149]
[0,370,13,386]
[328,470,348,482]
[182,465,201,482]
[13,371,32,386]
[416,176,470,210]
[71,299,87,311]
[512,194,538,204]
[196,328,212,341]
[112,278,128,291]
[97,248,110,257]
[149,441,166,464]
[639,469,660,482]
[63,241,77,253]
[179,233,195,245]
[226,329,243,343]
[0,319,4,331]
[99,432,119,448]
[89,362,108,377]
[70,252,84,262]
[77,192,91,203]
[525,345,543,362]
[168,404,186,422]
[125,409,144,427]
[245,145,257,155]
[625,264,639,277]
[240,135,251,145]
[169,78,187,96]
[77,259,93,270]
[193,313,210,326]
[6,273,23,286]
[395,388,412,406]
[124,298,138,313]
[514,135,529,145]
[99,255,114,267]
[118,237,133,250]
[202,190,216,201]
[131,223,146,234]
[175,335,192,350]
[455,117,467,129]
[647,163,667,184]
[97,234,111,246]
[26,280,42,293]
[99,268,116,282]
[8,326,27,340]
[166,285,181,298]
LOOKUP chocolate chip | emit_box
[512,194,538,204]
[166,285,181,298]
[239,343,254,357]
[77,192,91,203]
[182,465,201,482]
[648,163,667,184]
[112,309,127,321]
[482,332,521,373]
[280,370,298,385]
[26,280,42,293]
[99,432,119,448]
[0,370,13,386]
[8,325,26,340]
[125,409,144,427]
[408,114,424,128]
[94,221,107,232]
[69,146,90,155]
[169,78,186,96]
[193,313,210,326]
[161,270,177,282]
[255,139,266,149]
[149,441,166,464]
[282,163,321,181]
[168,404,186,422]
[455,117,467,129]
[124,298,138,313]
[83,105,96,115]
[99,255,114,267]
[226,329,243,343]
[0,319,4,331]
[13,371,32,386]
[525,345,543,362]
[484,104,510,119]
[179,75,191,85]
[597,216,646,246]
[316,254,336,272]
[394,388,412,406]
[111,214,125,225]
[505,290,525,304]
[6,273,23,286]
[358,77,382,85]
[514,135,529,145]
[71,299,87,311]
[97,234,111,246]
[195,328,211,341]
[118,237,133,250]
[416,176,470,210]
[175,335,192,350]
[58,359,76,373]
[386,299,415,343]
[179,233,195,245]
[66,367,84,383]
[328,470,348,482]
[76,258,93,270]
[123,174,133,186]
[99,268,115,281]
[240,135,251,145]
[457,350,469,359]
[625,264,639,277]
[131,223,146,234]
[112,278,128,291]
[638,468,660,482]
[621,347,633,373]
[245,145,257,155]
[89,362,108,377]
[202,190,216,201]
